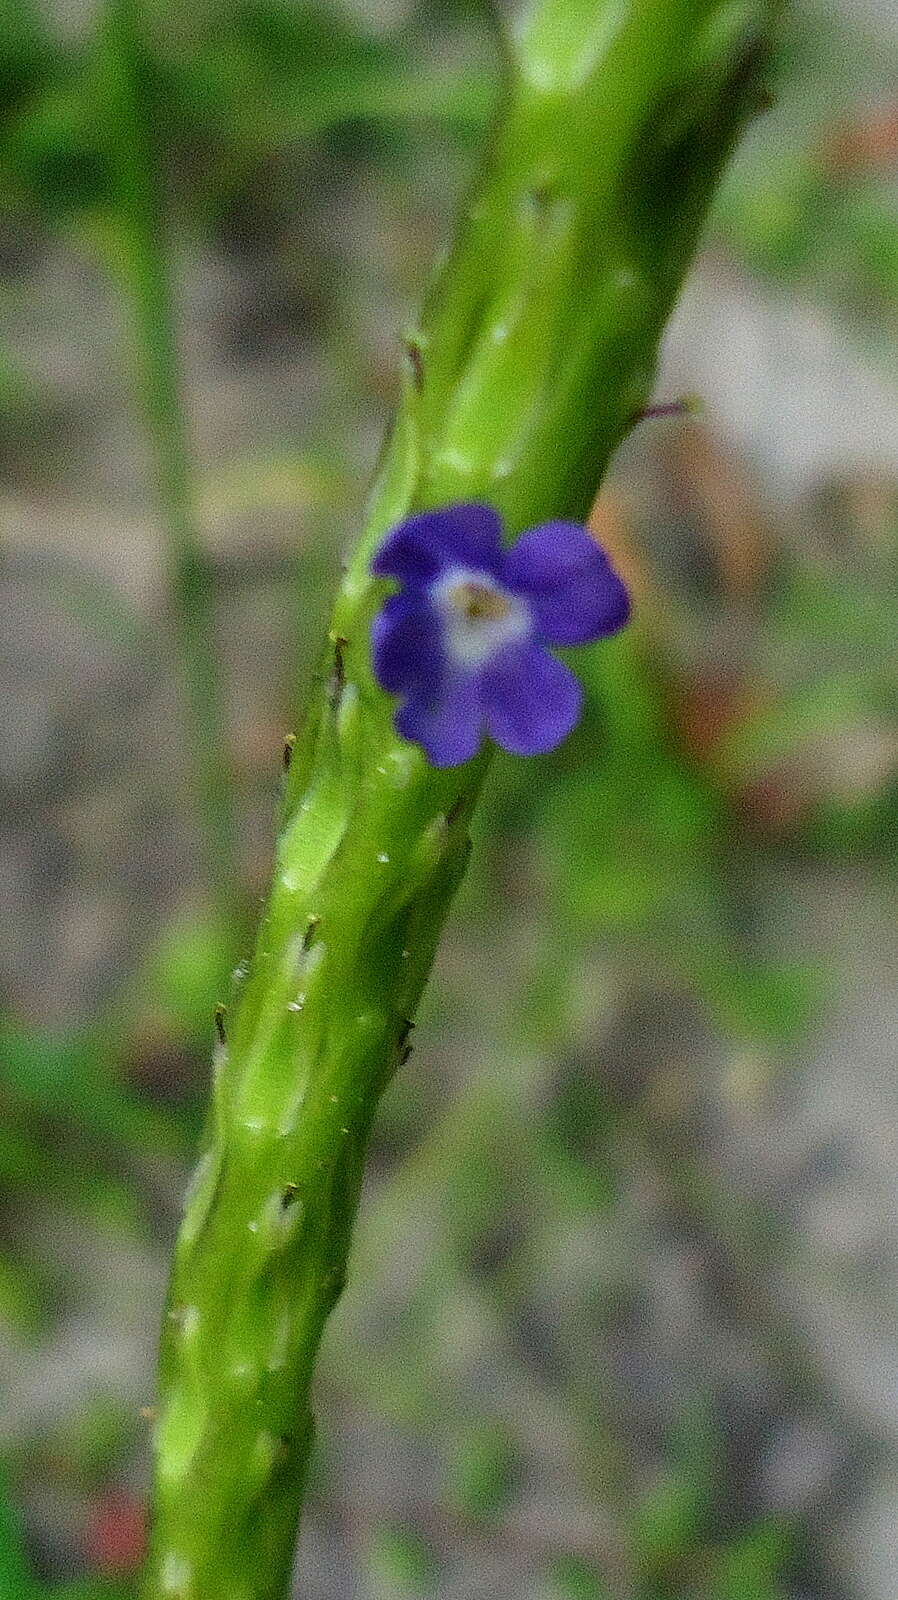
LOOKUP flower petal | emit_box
[395,672,483,768]
[432,502,504,571]
[371,593,442,695]
[372,504,504,584]
[482,641,582,757]
[503,521,630,645]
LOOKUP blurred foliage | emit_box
[367,1526,437,1595]
[2,0,898,1595]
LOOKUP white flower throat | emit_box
[433,567,530,669]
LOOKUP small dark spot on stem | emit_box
[281,1184,300,1210]
[447,793,466,828]
[527,181,556,211]
[324,1269,346,1311]
[397,1017,415,1058]
[330,635,348,708]
[214,1004,227,1046]
[302,914,321,951]
[399,1043,414,1066]
[405,338,424,391]
[283,733,296,770]
[729,31,771,117]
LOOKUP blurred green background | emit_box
[3,1,898,1596]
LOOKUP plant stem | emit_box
[99,0,239,917]
[141,3,785,1596]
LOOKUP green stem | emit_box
[98,0,239,915]
[141,3,784,1596]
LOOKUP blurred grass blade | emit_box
[0,1021,184,1159]
[0,1463,39,1600]
[94,0,239,922]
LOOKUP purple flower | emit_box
[370,502,630,768]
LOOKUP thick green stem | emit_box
[141,3,783,1596]
[99,0,239,912]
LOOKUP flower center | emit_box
[449,580,511,623]
[432,567,530,670]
